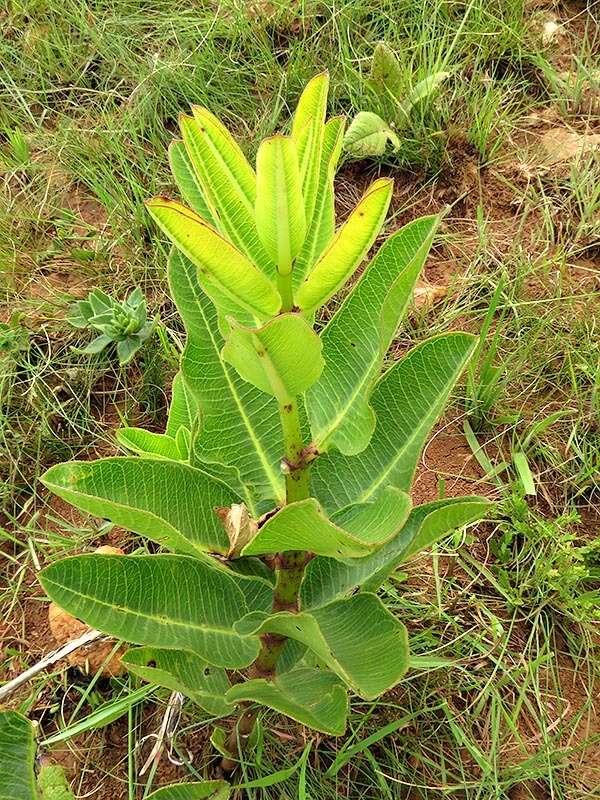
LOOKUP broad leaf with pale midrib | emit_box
[242,487,410,559]
[312,332,477,512]
[40,554,263,669]
[41,457,238,558]
[301,497,492,609]
[307,215,439,455]
[226,666,347,736]
[169,248,284,510]
[222,313,323,402]
[236,593,409,699]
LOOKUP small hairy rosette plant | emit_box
[68,287,153,365]
[39,73,491,784]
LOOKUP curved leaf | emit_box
[222,313,323,401]
[295,178,393,314]
[343,112,400,157]
[242,488,410,559]
[226,667,347,735]
[41,457,237,557]
[122,647,233,717]
[40,554,260,668]
[146,199,280,321]
[307,215,439,454]
[236,593,409,699]
[255,136,305,271]
[312,333,477,511]
[301,497,492,608]
[115,428,182,460]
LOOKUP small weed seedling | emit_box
[37,75,491,790]
[344,43,449,158]
[68,287,154,365]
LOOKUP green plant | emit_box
[344,42,449,157]
[37,73,491,785]
[67,287,154,365]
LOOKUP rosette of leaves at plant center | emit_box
[68,286,154,364]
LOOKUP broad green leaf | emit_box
[295,178,393,314]
[343,112,400,157]
[302,497,491,608]
[0,711,36,800]
[236,594,409,699]
[146,782,230,800]
[226,667,347,736]
[146,199,280,321]
[291,71,329,225]
[115,428,182,460]
[293,116,345,287]
[396,72,450,122]
[166,371,198,437]
[179,109,275,277]
[168,140,216,225]
[370,42,403,100]
[122,647,232,717]
[255,136,305,272]
[312,333,477,511]
[39,554,260,668]
[169,249,284,508]
[307,215,439,454]
[41,457,237,558]
[222,313,323,402]
[242,488,410,559]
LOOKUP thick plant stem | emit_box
[276,270,294,313]
[221,398,311,772]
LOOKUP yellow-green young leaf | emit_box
[122,647,233,717]
[307,215,440,455]
[296,178,393,313]
[179,110,275,277]
[146,782,230,800]
[221,313,323,401]
[168,140,215,225]
[302,497,492,608]
[255,136,306,272]
[293,116,345,287]
[291,71,329,225]
[41,457,238,557]
[146,198,280,320]
[0,711,36,800]
[236,594,409,699]
[242,488,410,559]
[312,333,477,512]
[226,667,347,736]
[39,554,261,668]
